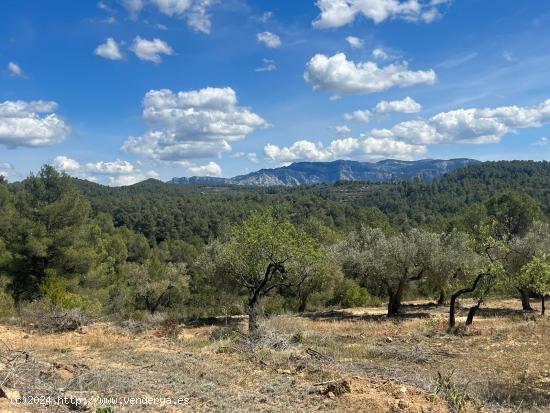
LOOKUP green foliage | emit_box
[517,255,550,295]
[330,278,381,308]
[118,257,189,316]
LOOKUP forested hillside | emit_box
[72,161,550,246]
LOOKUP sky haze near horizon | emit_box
[1,0,550,185]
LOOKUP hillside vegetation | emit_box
[1,160,550,412]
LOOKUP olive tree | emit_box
[517,255,550,315]
[485,191,545,310]
[122,257,189,315]
[447,221,506,330]
[339,227,440,316]
[201,211,320,333]
[506,221,550,311]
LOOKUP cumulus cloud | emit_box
[345,36,363,49]
[255,58,277,72]
[187,161,222,176]
[120,0,144,19]
[186,0,213,34]
[122,87,268,162]
[372,48,389,60]
[130,37,173,63]
[373,99,550,145]
[8,62,26,78]
[265,136,426,163]
[232,152,259,163]
[344,109,372,123]
[259,11,273,22]
[0,162,14,179]
[304,53,436,98]
[268,99,550,164]
[313,0,450,29]
[375,96,422,113]
[0,100,70,148]
[95,38,124,60]
[121,0,213,33]
[335,125,351,134]
[52,155,159,186]
[85,159,135,175]
[257,32,281,48]
[53,156,81,172]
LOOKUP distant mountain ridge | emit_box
[169,159,480,186]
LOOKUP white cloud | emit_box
[313,0,450,29]
[344,109,372,123]
[532,137,549,146]
[255,58,277,72]
[94,38,124,60]
[0,162,14,179]
[120,0,144,19]
[150,0,192,16]
[122,87,268,162]
[232,152,259,163]
[186,0,213,34]
[345,36,363,49]
[304,53,436,98]
[52,155,159,186]
[375,96,422,113]
[123,0,213,33]
[335,125,351,134]
[8,62,26,78]
[257,32,281,48]
[372,48,389,60]
[374,99,550,145]
[187,161,222,176]
[0,100,70,148]
[265,136,426,163]
[107,170,159,186]
[130,36,173,63]
[85,159,135,175]
[53,156,81,172]
[503,51,517,62]
[259,11,273,22]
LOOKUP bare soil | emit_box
[1,298,548,412]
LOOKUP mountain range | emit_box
[169,158,480,186]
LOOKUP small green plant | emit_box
[96,408,114,413]
[433,370,468,413]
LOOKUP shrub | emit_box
[330,278,382,308]
[19,300,90,333]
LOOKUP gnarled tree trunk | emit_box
[247,305,259,334]
[465,300,481,325]
[387,288,403,317]
[519,288,534,311]
[437,290,446,306]
[448,273,485,330]
[298,293,309,313]
[541,294,546,316]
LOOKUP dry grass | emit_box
[0,298,548,412]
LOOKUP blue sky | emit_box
[1,0,550,185]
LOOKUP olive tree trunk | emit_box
[519,288,534,311]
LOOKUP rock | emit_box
[326,391,336,400]
[0,387,20,401]
[386,337,393,343]
[322,379,352,397]
[398,400,409,410]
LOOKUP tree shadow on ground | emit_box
[184,315,245,327]
[301,309,432,322]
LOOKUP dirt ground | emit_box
[0,298,549,412]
